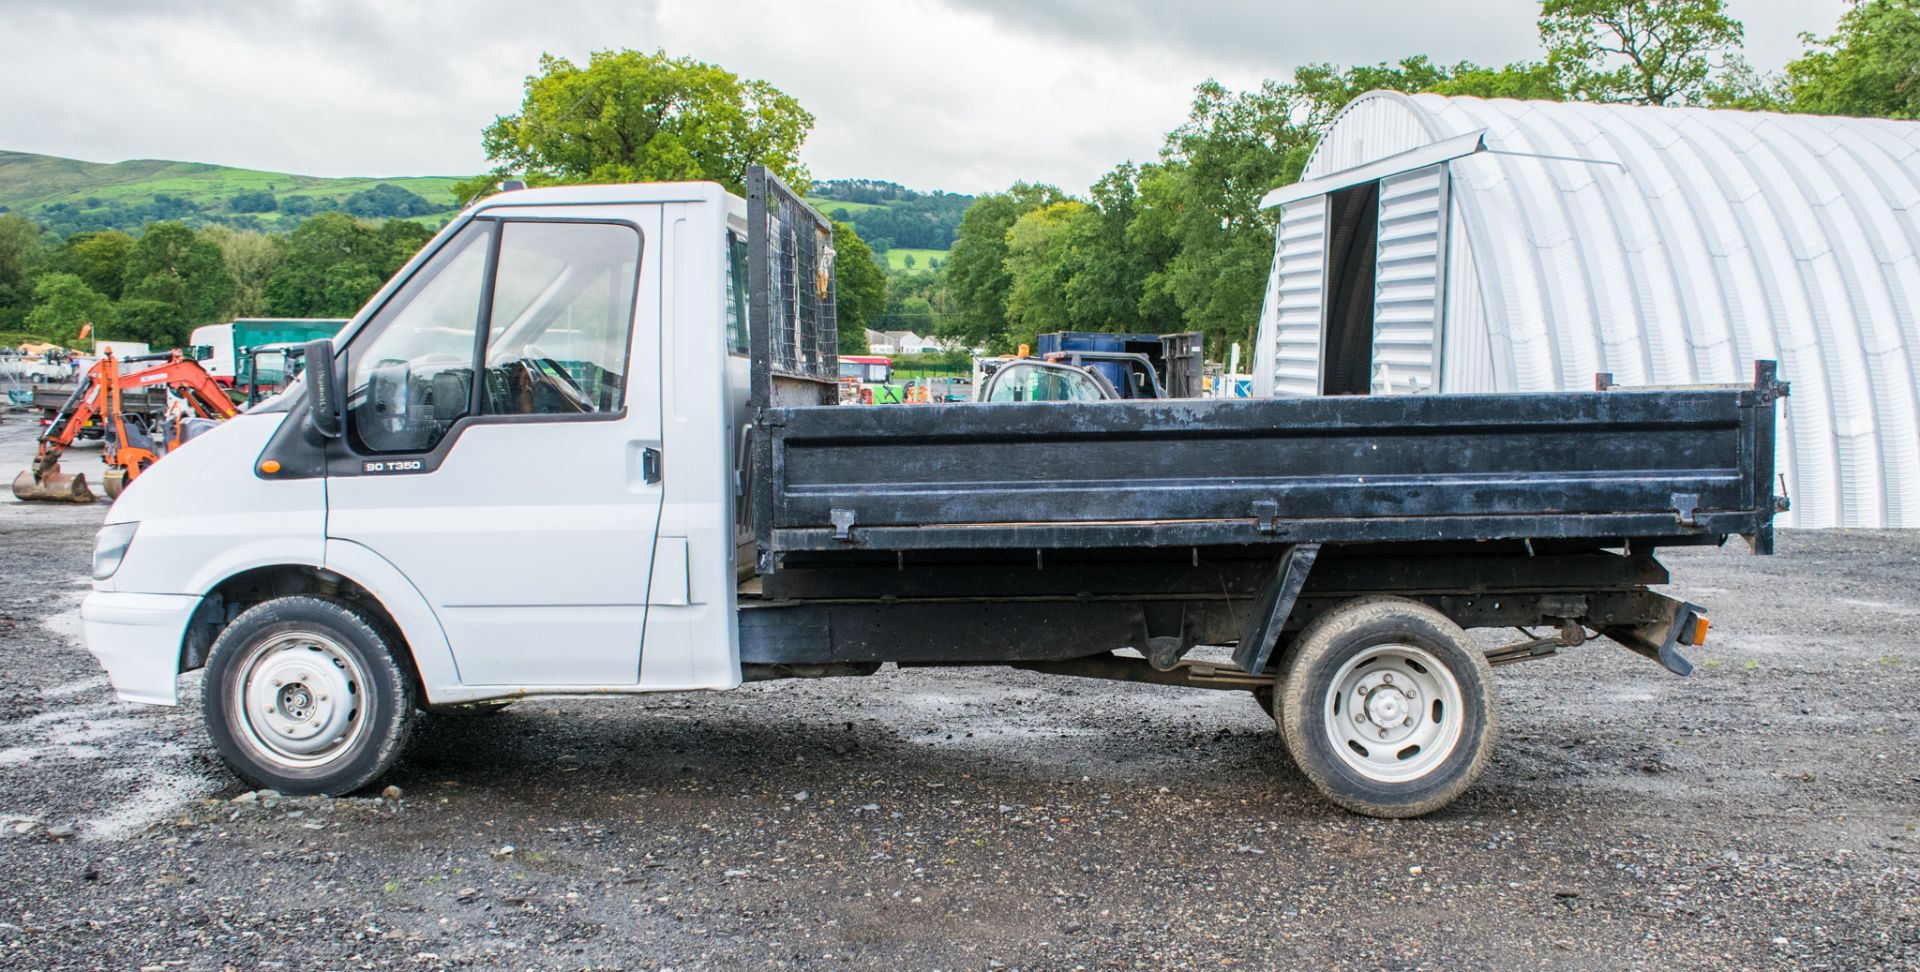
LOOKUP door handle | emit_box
[642,447,663,484]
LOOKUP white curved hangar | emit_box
[1252,92,1920,528]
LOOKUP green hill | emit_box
[0,149,465,234]
[809,178,971,256]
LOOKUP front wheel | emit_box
[203,596,416,795]
[1277,597,1497,818]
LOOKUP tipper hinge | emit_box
[1252,499,1280,534]
[830,508,857,541]
[1671,493,1700,527]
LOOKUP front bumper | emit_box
[81,591,201,705]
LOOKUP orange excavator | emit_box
[13,350,238,503]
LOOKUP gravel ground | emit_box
[0,415,1916,971]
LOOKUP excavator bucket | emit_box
[11,464,97,503]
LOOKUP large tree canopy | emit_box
[940,183,1068,351]
[25,273,114,342]
[0,214,53,331]
[118,222,233,347]
[459,50,814,202]
[1786,0,1920,119]
[1540,0,1744,105]
[264,213,431,319]
[65,230,135,301]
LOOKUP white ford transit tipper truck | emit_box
[80,170,1786,817]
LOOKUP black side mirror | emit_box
[303,338,342,439]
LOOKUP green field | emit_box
[885,248,949,270]
[0,149,465,231]
[810,198,882,217]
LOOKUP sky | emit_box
[1,0,1853,196]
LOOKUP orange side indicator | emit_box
[259,460,281,475]
[1685,615,1710,646]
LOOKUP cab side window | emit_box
[482,222,640,416]
[724,229,750,355]
[346,219,642,455]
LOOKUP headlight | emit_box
[93,521,139,580]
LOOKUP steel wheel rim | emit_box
[1323,643,1464,784]
[230,630,369,770]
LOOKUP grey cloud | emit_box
[940,0,1543,71]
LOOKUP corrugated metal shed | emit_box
[1251,92,1920,528]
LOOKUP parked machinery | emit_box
[12,350,237,503]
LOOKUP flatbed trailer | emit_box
[79,169,1785,818]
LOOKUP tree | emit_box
[1133,80,1313,353]
[877,268,956,335]
[831,220,884,353]
[343,183,438,219]
[202,226,284,318]
[1290,57,1562,130]
[264,212,431,318]
[1540,0,1744,105]
[1708,55,1790,111]
[1002,201,1091,342]
[943,183,1067,350]
[65,230,134,300]
[0,213,51,330]
[1072,162,1177,331]
[459,50,814,201]
[279,195,331,217]
[1293,57,1455,128]
[118,222,233,346]
[229,190,278,213]
[1785,0,1920,119]
[24,273,114,342]
[1431,60,1566,100]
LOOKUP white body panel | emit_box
[101,413,328,597]
[80,592,201,705]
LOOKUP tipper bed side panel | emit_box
[763,384,1778,553]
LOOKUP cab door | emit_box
[324,209,665,687]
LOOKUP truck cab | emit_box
[85,181,757,788]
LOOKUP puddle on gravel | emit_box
[41,675,108,698]
[38,583,88,643]
[4,580,218,841]
[87,757,218,841]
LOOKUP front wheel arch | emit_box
[185,564,424,703]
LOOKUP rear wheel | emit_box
[1278,597,1496,818]
[203,596,416,795]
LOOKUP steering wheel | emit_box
[505,345,591,413]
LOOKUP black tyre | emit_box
[1278,597,1497,818]
[203,596,416,796]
